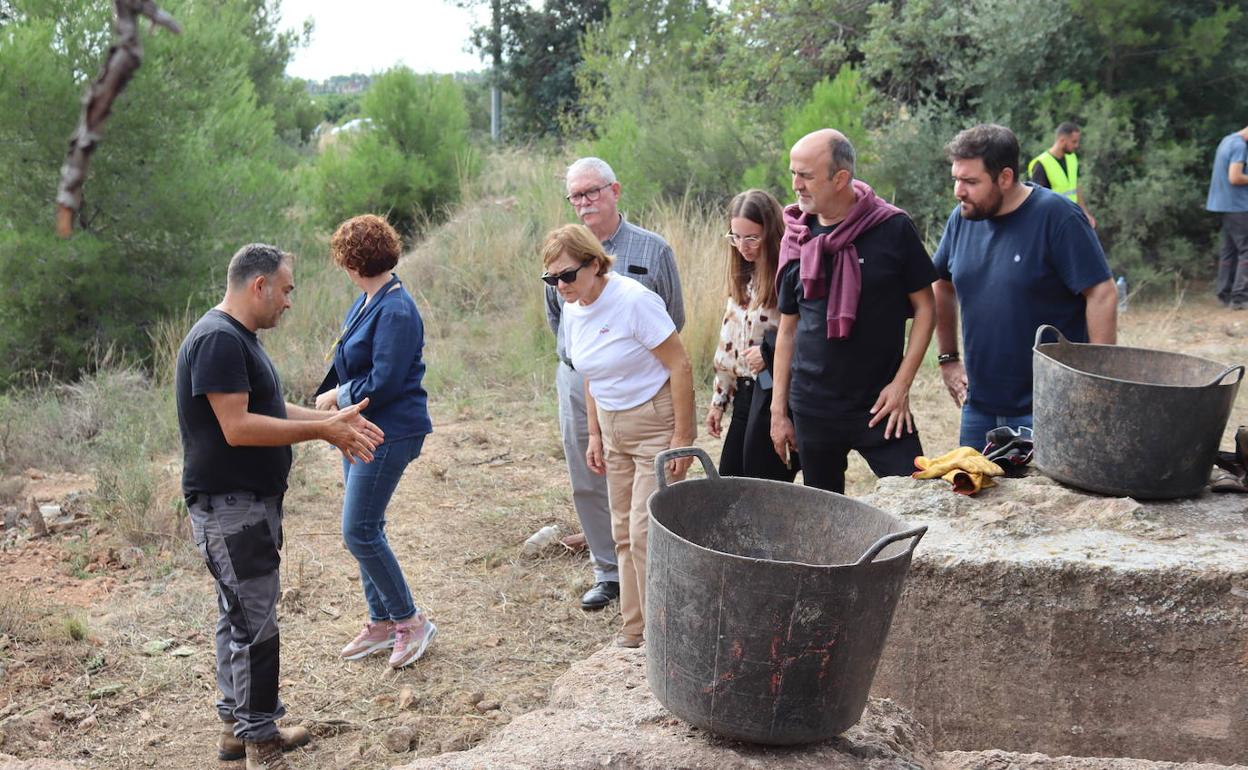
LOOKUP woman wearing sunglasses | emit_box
[540,223,695,649]
[705,189,799,481]
[314,214,437,669]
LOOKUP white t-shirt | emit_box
[561,274,676,411]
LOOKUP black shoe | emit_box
[580,581,620,611]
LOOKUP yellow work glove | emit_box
[912,447,1004,495]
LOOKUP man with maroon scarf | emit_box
[770,129,937,494]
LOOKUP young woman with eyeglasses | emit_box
[704,189,799,481]
[540,223,695,649]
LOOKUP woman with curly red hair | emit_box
[315,214,436,669]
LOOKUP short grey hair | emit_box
[828,134,856,178]
[566,157,617,186]
[227,243,291,289]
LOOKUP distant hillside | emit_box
[305,73,372,95]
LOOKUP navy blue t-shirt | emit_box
[778,213,936,419]
[932,184,1111,415]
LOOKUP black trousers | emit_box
[792,408,922,494]
[718,377,799,482]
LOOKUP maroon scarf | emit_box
[777,179,904,338]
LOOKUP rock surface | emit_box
[935,750,1248,770]
[866,474,1248,765]
[398,646,934,769]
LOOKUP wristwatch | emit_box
[937,352,960,365]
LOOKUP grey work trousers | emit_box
[555,361,619,584]
[188,492,285,742]
[1216,211,1248,304]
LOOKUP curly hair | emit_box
[331,214,401,277]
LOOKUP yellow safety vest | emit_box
[1028,151,1078,202]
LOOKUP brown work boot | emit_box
[219,722,310,761]
[245,737,294,769]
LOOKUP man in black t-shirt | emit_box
[176,243,382,768]
[770,129,937,494]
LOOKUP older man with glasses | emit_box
[544,157,685,612]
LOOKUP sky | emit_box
[279,0,485,81]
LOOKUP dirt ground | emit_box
[0,293,1244,769]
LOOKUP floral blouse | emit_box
[710,286,780,410]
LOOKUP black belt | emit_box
[186,491,283,511]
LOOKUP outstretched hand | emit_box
[324,397,383,463]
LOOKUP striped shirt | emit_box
[546,215,685,365]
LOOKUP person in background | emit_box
[1028,121,1096,229]
[315,215,437,670]
[1206,124,1248,310]
[705,189,797,482]
[546,157,685,612]
[541,223,695,649]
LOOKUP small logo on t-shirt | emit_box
[598,325,610,335]
[1013,254,1021,263]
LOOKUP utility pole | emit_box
[490,0,501,141]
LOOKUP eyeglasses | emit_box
[566,184,611,205]
[725,233,763,247]
[540,262,589,286]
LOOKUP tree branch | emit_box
[55,0,181,237]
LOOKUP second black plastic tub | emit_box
[645,448,925,745]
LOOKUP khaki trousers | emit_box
[596,382,674,642]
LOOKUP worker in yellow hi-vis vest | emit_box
[1029,122,1096,229]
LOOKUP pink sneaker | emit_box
[388,615,437,669]
[340,621,395,660]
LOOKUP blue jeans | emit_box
[341,434,425,622]
[959,403,1033,451]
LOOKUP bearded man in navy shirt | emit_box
[932,124,1118,449]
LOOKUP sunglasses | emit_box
[540,262,589,286]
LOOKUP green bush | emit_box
[0,0,296,379]
[305,67,476,236]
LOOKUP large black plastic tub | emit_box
[1033,324,1243,499]
[645,448,925,745]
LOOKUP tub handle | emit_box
[654,446,718,490]
[1205,364,1245,387]
[1033,324,1068,349]
[855,526,928,566]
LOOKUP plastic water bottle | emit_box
[1115,276,1128,313]
[523,525,560,555]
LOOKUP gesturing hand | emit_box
[314,386,339,411]
[323,397,383,463]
